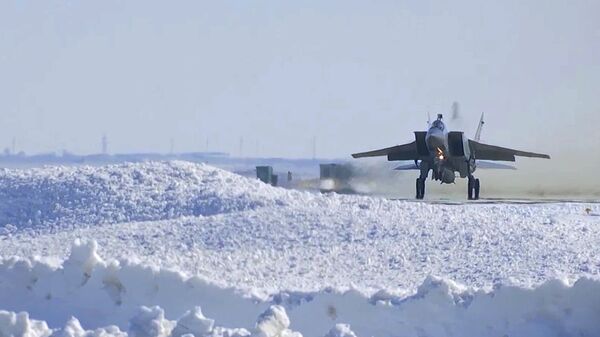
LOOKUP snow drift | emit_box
[0,305,299,337]
[1,240,599,337]
[2,168,597,293]
[0,162,293,228]
[1,162,599,336]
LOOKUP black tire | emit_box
[416,178,421,199]
[467,177,473,200]
[474,179,480,200]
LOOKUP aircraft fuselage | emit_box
[422,117,469,185]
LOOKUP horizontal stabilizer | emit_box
[477,161,516,170]
[394,162,420,170]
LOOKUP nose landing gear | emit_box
[468,176,480,200]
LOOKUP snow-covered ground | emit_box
[0,162,599,337]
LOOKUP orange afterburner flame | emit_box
[436,147,444,160]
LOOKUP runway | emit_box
[391,197,600,206]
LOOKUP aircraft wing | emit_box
[469,140,550,161]
[352,141,418,161]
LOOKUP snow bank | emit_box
[1,163,599,336]
[0,311,51,337]
[1,241,599,337]
[0,305,294,337]
[253,306,300,337]
[323,325,357,337]
[55,317,126,337]
[2,162,598,294]
[170,307,214,337]
[0,162,293,228]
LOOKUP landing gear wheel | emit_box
[415,179,420,199]
[415,178,425,200]
[467,177,474,200]
[467,177,480,200]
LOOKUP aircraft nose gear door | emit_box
[467,176,480,200]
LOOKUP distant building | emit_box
[256,166,278,186]
[319,163,355,193]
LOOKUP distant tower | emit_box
[169,138,175,155]
[101,134,108,155]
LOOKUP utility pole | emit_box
[101,134,108,155]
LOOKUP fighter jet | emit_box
[351,113,550,200]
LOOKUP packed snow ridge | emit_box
[1,240,599,337]
[0,161,293,228]
[1,162,600,336]
[2,162,598,293]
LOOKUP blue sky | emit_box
[1,0,599,157]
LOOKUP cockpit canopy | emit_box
[431,119,445,131]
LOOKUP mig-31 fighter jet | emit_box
[352,113,550,200]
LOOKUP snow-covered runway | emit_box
[0,162,599,337]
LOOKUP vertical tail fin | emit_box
[474,113,485,141]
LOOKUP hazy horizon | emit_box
[1,1,599,159]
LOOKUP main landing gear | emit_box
[468,176,480,200]
[416,178,426,200]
